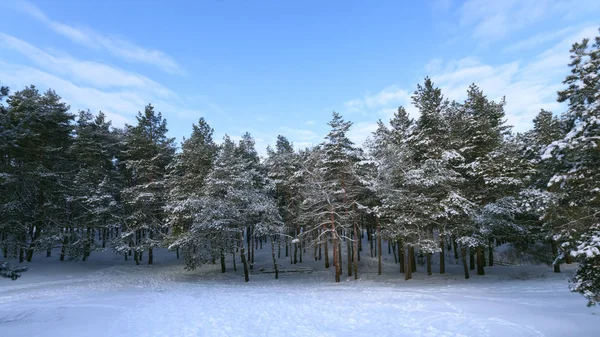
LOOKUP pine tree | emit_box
[0,86,74,262]
[67,110,123,261]
[165,118,217,266]
[543,29,600,306]
[120,104,175,265]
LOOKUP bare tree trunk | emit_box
[488,238,494,266]
[270,235,278,279]
[332,213,340,283]
[476,246,485,275]
[324,225,329,269]
[232,251,237,272]
[453,236,459,260]
[278,235,281,259]
[410,246,416,273]
[405,245,412,280]
[347,241,352,277]
[426,253,432,275]
[377,219,382,276]
[392,242,398,264]
[353,223,358,280]
[220,248,226,273]
[338,242,343,276]
[398,240,405,273]
[551,240,561,273]
[469,249,475,270]
[240,232,249,282]
[439,237,445,274]
[461,246,470,279]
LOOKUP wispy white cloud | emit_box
[459,0,600,41]
[7,0,183,74]
[339,26,598,135]
[344,86,410,114]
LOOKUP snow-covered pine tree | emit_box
[67,110,123,261]
[407,78,471,277]
[543,29,600,306]
[164,118,217,264]
[120,104,175,265]
[265,136,301,264]
[456,84,512,276]
[519,110,566,272]
[0,86,74,262]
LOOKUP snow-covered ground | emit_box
[1,244,598,337]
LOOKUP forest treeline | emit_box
[1,31,599,306]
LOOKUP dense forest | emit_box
[1,30,598,307]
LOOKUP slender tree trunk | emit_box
[392,242,398,264]
[294,242,298,264]
[148,247,153,265]
[353,223,358,280]
[488,238,494,266]
[19,247,24,263]
[240,232,249,282]
[319,242,322,260]
[176,247,180,259]
[220,248,226,273]
[332,212,340,283]
[469,249,475,270]
[410,246,416,273]
[476,246,485,275]
[338,242,343,276]
[377,219,382,276]
[405,245,412,280]
[324,225,329,269]
[134,251,140,265]
[426,253,432,276]
[453,236,459,260]
[232,251,237,271]
[399,240,405,273]
[278,235,281,259]
[347,241,352,277]
[439,237,445,274]
[60,231,68,262]
[270,235,278,279]
[551,240,561,273]
[461,247,470,279]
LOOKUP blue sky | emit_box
[0,0,599,154]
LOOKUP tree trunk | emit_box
[176,247,180,259]
[278,235,281,259]
[324,225,330,269]
[565,250,573,264]
[377,219,382,276]
[134,251,140,265]
[488,238,494,266]
[551,240,561,273]
[405,245,412,280]
[410,246,416,273]
[353,223,359,280]
[426,253,432,276]
[452,236,459,260]
[59,232,68,262]
[270,235,278,279]
[148,247,153,265]
[347,241,352,277]
[19,247,24,263]
[293,242,298,264]
[220,248,226,273]
[332,212,340,283]
[476,246,485,275]
[398,240,405,273]
[240,232,249,282]
[232,251,237,272]
[439,237,445,274]
[469,249,475,270]
[338,242,343,276]
[392,242,398,264]
[461,247,470,279]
